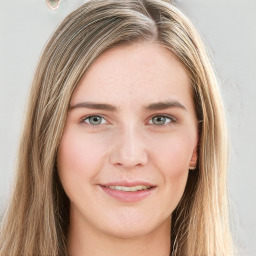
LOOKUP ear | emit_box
[189,143,198,169]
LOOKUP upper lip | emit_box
[99,180,156,187]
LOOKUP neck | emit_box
[67,211,171,256]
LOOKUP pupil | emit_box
[90,116,101,125]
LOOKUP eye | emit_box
[82,115,107,125]
[149,115,175,125]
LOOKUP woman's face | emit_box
[57,43,198,239]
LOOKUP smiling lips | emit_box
[105,185,152,192]
[99,182,156,203]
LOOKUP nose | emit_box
[109,126,148,169]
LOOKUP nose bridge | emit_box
[110,123,148,168]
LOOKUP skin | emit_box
[57,42,198,256]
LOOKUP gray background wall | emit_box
[0,0,255,255]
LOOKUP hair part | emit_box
[0,0,234,255]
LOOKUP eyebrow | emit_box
[69,100,187,112]
[69,102,118,111]
[145,100,187,111]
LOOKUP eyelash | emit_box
[80,114,177,128]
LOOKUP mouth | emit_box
[104,185,153,192]
[99,182,156,203]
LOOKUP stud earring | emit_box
[46,0,61,10]
[189,166,196,170]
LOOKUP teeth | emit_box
[106,185,151,192]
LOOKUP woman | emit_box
[0,0,235,255]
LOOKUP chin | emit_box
[100,213,169,240]
[103,224,155,239]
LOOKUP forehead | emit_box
[71,42,192,109]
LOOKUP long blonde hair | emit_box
[0,0,234,255]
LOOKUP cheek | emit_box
[56,127,112,209]
[151,132,195,174]
[162,139,189,189]
[57,128,108,184]
[150,132,194,206]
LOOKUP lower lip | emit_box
[99,186,155,203]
